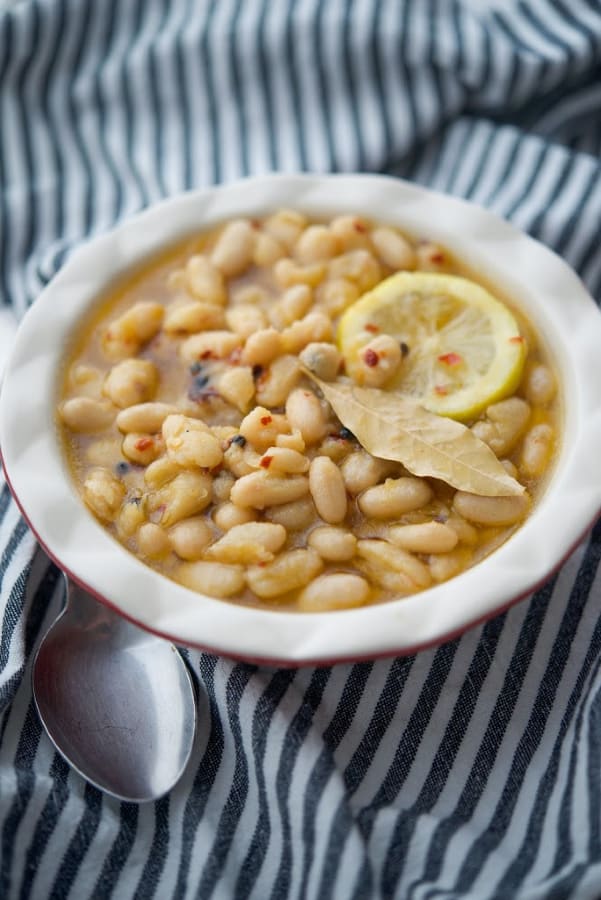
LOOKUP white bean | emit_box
[169,517,213,560]
[429,547,473,583]
[299,342,341,381]
[230,471,309,509]
[263,209,308,250]
[519,424,554,478]
[298,574,369,611]
[226,304,269,338]
[274,258,326,288]
[186,255,226,305]
[102,302,164,360]
[309,456,347,524]
[122,432,163,466]
[329,215,372,251]
[137,523,170,559]
[218,367,255,413]
[524,364,556,407]
[176,561,245,598]
[103,359,158,408]
[205,522,287,564]
[147,472,212,526]
[242,328,284,367]
[308,526,356,561]
[340,452,398,495]
[162,414,223,468]
[453,491,530,526]
[356,539,431,590]
[281,313,333,354]
[355,335,402,387]
[387,522,458,554]
[256,355,301,408]
[358,477,432,519]
[371,227,416,270]
[116,402,178,434]
[59,397,115,433]
[315,277,359,315]
[211,219,255,277]
[83,469,125,522]
[180,330,242,363]
[328,250,381,292]
[164,301,225,334]
[247,549,323,599]
[239,407,288,451]
[213,502,256,531]
[285,389,328,445]
[258,446,309,474]
[264,497,316,531]
[253,231,287,266]
[294,225,339,264]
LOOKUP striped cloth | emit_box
[1,0,601,897]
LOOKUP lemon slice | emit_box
[338,271,526,420]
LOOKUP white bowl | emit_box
[2,173,601,666]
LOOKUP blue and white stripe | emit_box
[2,0,601,897]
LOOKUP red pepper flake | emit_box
[438,352,462,366]
[365,323,379,334]
[260,415,273,426]
[200,349,215,360]
[260,455,273,469]
[509,335,524,344]
[434,385,449,396]
[363,348,379,367]
[134,437,153,451]
[354,221,367,233]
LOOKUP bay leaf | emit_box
[306,374,524,497]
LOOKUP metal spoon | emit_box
[32,576,197,802]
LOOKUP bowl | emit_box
[2,173,601,666]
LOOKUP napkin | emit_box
[1,1,601,898]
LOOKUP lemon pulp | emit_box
[337,271,527,421]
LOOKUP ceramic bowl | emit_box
[2,173,601,665]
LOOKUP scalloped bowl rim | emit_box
[2,173,601,665]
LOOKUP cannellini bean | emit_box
[122,432,163,466]
[222,442,261,477]
[472,397,531,457]
[294,225,339,264]
[340,451,398,495]
[59,397,115,432]
[285,389,328,445]
[213,501,256,531]
[231,283,270,306]
[371,227,416,270]
[430,547,473,583]
[445,515,478,546]
[317,435,354,464]
[501,459,518,478]
[256,355,301,408]
[265,497,316,531]
[205,522,287,564]
[416,242,447,271]
[263,209,308,250]
[299,342,341,381]
[169,517,213,560]
[308,526,356,561]
[315,277,360,316]
[329,215,372,251]
[117,499,146,538]
[309,456,347,524]
[355,335,402,387]
[239,407,288,452]
[275,428,305,452]
[298,573,369,611]
[242,328,284,367]
[253,231,287,266]
[103,359,158,408]
[358,477,432,519]
[270,284,313,328]
[83,469,125,522]
[274,258,326,288]
[218,367,255,412]
[102,302,163,359]
[519,423,554,478]
[144,456,182,488]
[177,561,245,598]
[164,301,225,333]
[85,439,121,467]
[357,539,432,590]
[281,312,333,354]
[116,402,177,434]
[247,549,323,599]
[186,255,226,305]
[211,470,235,503]
[226,304,269,338]
[328,250,381,292]
[148,471,212,526]
[453,491,530,526]
[162,414,223,468]
[524,364,556,407]
[230,471,309,509]
[387,521,458,554]
[180,330,242,363]
[211,219,255,277]
[259,446,309,474]
[137,523,171,559]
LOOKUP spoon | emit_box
[32,575,197,802]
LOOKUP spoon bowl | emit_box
[33,577,197,802]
